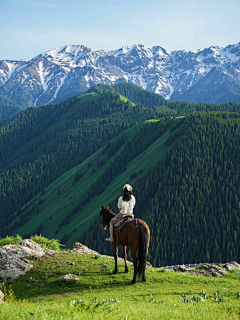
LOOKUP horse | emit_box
[100,206,150,284]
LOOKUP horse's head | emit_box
[100,206,115,230]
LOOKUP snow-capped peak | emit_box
[0,42,240,107]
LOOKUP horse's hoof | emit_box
[142,278,147,282]
[131,279,137,285]
[125,270,129,273]
[112,270,118,275]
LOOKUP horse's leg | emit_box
[112,242,118,274]
[122,246,129,273]
[130,247,138,284]
[142,269,147,282]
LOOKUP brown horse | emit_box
[100,206,150,284]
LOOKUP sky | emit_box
[0,0,239,60]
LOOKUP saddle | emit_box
[113,215,134,233]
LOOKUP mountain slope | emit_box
[0,95,23,121]
[8,118,175,242]
[87,82,166,108]
[0,91,167,237]
[80,112,240,266]
[7,112,240,268]
[0,43,240,107]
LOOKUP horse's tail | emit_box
[138,226,149,277]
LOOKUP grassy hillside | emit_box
[1,250,240,319]
[10,117,178,246]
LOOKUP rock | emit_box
[212,265,227,276]
[174,265,187,272]
[0,290,4,301]
[69,242,98,254]
[217,269,228,276]
[146,261,152,267]
[59,274,79,281]
[211,271,221,278]
[223,261,240,271]
[230,261,240,268]
[0,239,50,281]
[198,264,209,270]
[190,263,228,278]
[43,248,55,255]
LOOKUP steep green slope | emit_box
[9,118,176,244]
[80,112,240,266]
[0,90,168,237]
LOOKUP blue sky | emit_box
[0,0,239,60]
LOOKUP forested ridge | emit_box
[87,82,167,108]
[81,112,240,266]
[88,82,240,115]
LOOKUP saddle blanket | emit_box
[113,216,133,233]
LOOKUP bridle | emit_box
[100,207,114,230]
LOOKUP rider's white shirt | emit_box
[117,195,136,214]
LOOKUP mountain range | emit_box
[0,42,240,107]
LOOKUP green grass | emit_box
[11,118,180,246]
[1,252,240,319]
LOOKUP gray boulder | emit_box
[174,265,187,272]
[69,242,98,254]
[223,261,240,271]
[0,239,50,281]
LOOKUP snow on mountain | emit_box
[0,42,240,107]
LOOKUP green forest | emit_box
[81,112,240,266]
[1,83,240,267]
[0,90,166,236]
[0,95,23,122]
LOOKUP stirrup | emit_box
[105,237,114,242]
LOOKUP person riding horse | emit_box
[104,184,135,242]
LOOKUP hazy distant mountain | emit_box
[0,42,240,106]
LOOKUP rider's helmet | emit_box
[123,184,133,191]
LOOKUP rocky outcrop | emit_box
[174,265,187,272]
[190,264,228,277]
[173,262,240,277]
[0,240,100,282]
[223,261,240,270]
[0,239,53,281]
[69,242,98,254]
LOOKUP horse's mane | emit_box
[100,206,116,227]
